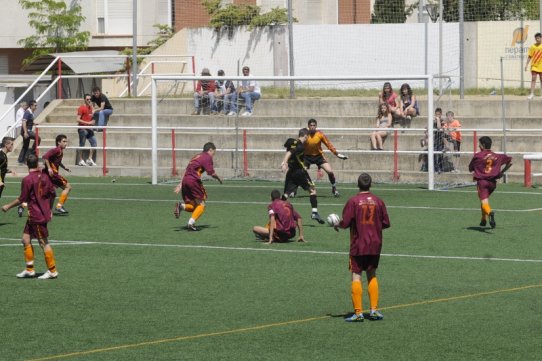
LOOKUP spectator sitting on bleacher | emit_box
[443,111,462,172]
[398,83,419,128]
[238,66,260,117]
[90,87,113,131]
[370,103,392,150]
[378,82,401,125]
[214,69,236,116]
[192,68,216,115]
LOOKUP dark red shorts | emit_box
[50,173,68,188]
[476,179,496,200]
[24,222,49,240]
[349,255,380,274]
[181,179,207,203]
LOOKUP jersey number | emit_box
[484,158,494,174]
[361,204,376,225]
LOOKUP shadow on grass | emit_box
[466,226,493,233]
[173,224,212,232]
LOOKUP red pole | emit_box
[102,129,108,176]
[126,57,131,97]
[191,56,196,91]
[35,127,39,157]
[473,130,477,154]
[243,129,249,176]
[171,129,178,176]
[393,129,399,181]
[524,159,532,187]
[57,58,62,99]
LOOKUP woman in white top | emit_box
[370,103,392,150]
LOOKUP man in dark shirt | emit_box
[17,100,41,164]
[281,128,325,224]
[90,86,113,130]
[468,136,512,228]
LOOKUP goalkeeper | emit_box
[304,118,348,197]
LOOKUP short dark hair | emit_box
[29,100,37,107]
[56,134,67,146]
[242,66,249,71]
[203,142,216,152]
[271,189,281,200]
[307,118,317,126]
[217,69,225,75]
[479,136,492,150]
[536,32,542,38]
[298,128,309,137]
[357,173,372,191]
[26,154,38,168]
[92,86,101,93]
[1,136,14,147]
[435,107,442,114]
[83,93,91,100]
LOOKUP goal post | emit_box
[150,74,436,188]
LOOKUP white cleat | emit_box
[16,269,36,278]
[38,270,58,280]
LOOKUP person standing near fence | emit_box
[90,87,113,130]
[336,173,390,322]
[2,154,59,279]
[76,94,97,166]
[525,32,542,100]
[17,100,41,164]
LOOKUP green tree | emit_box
[18,0,90,66]
[443,0,539,22]
[371,0,418,24]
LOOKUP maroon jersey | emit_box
[19,170,56,224]
[42,146,64,173]
[469,150,512,181]
[268,199,300,233]
[339,192,390,256]
[182,152,216,183]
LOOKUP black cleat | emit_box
[311,212,325,224]
[187,224,199,231]
[17,206,24,217]
[479,219,487,227]
[54,207,69,215]
[488,212,496,229]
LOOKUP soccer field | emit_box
[1,177,541,361]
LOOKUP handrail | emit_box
[118,60,189,97]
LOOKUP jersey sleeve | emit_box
[319,132,337,155]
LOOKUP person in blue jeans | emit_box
[90,86,113,130]
[238,66,261,117]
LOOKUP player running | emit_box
[282,128,325,224]
[468,136,512,228]
[43,134,72,215]
[174,142,223,231]
[304,118,347,197]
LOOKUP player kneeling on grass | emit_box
[174,142,223,231]
[253,189,305,244]
[1,154,59,279]
[334,172,390,322]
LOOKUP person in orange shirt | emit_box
[303,118,348,197]
[525,32,542,100]
[443,111,461,157]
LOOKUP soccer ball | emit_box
[327,213,340,227]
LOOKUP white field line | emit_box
[0,237,541,263]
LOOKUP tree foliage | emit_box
[443,0,539,22]
[202,0,294,38]
[18,0,90,66]
[120,24,175,69]
[371,0,418,24]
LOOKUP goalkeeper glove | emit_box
[337,153,348,160]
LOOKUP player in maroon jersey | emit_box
[253,189,305,244]
[468,136,512,228]
[42,134,72,215]
[174,142,223,231]
[336,173,390,322]
[2,154,59,279]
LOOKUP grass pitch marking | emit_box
[1,237,541,263]
[24,283,542,361]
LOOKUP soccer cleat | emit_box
[78,160,87,166]
[332,186,340,197]
[288,192,296,198]
[311,212,325,224]
[86,158,97,166]
[54,207,69,215]
[187,223,199,231]
[344,313,364,322]
[479,219,487,227]
[38,270,58,280]
[368,310,384,321]
[16,269,36,278]
[17,206,24,217]
[173,202,184,219]
[488,211,496,229]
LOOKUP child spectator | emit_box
[398,83,419,128]
[370,103,392,150]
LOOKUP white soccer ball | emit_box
[327,213,340,227]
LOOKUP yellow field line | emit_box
[25,283,542,361]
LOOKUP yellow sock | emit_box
[57,193,68,207]
[482,203,491,217]
[351,280,362,315]
[368,276,379,311]
[24,245,34,271]
[184,203,195,212]
[192,204,205,221]
[44,247,57,273]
